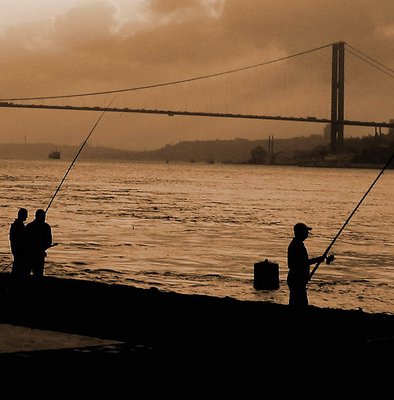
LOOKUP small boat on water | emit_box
[49,150,60,159]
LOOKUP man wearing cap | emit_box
[287,222,325,309]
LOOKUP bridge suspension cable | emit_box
[345,43,394,77]
[0,43,334,102]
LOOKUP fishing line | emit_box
[45,96,117,213]
[309,151,394,281]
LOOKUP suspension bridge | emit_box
[0,41,393,154]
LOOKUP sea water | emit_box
[0,159,393,315]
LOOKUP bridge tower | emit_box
[330,41,345,154]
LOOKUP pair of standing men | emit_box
[9,208,53,278]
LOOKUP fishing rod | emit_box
[309,151,394,281]
[46,96,116,213]
[2,97,115,272]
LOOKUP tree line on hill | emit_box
[0,130,392,167]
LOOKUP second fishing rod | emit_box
[309,150,394,281]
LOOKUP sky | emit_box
[0,0,393,150]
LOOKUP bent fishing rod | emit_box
[309,151,394,281]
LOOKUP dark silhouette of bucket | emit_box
[253,259,279,290]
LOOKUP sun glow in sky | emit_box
[0,0,393,150]
[0,1,145,27]
[0,1,75,28]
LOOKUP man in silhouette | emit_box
[9,208,29,277]
[26,209,53,278]
[287,222,325,309]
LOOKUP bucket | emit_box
[253,259,279,290]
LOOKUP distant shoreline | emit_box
[0,156,390,171]
[0,135,392,169]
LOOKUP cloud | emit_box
[0,0,392,149]
[53,1,118,47]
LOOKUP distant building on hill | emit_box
[323,124,331,140]
[389,119,394,136]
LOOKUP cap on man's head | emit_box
[294,222,312,235]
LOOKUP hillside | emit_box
[0,134,327,163]
[0,132,392,167]
[144,135,328,163]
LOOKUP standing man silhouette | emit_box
[26,209,53,278]
[287,222,325,309]
[9,208,29,277]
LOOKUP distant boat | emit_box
[49,150,60,160]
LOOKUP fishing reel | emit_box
[326,254,335,265]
